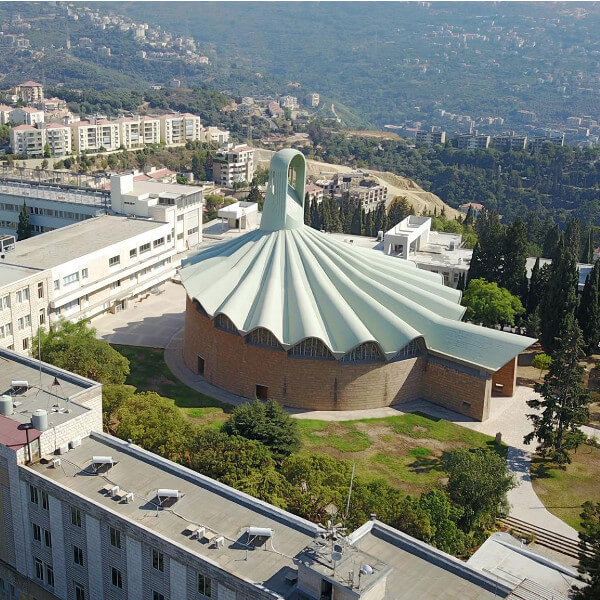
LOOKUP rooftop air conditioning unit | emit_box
[157,488,182,504]
[69,438,82,449]
[91,456,114,472]
[51,458,61,468]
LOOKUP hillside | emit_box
[254,148,459,218]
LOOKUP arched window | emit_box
[394,338,425,360]
[214,313,238,333]
[289,338,334,360]
[193,299,207,316]
[246,328,282,349]
[340,342,385,364]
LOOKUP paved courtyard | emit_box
[92,281,186,348]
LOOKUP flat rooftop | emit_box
[125,179,204,198]
[353,523,507,599]
[29,433,319,598]
[0,263,42,287]
[0,348,98,450]
[0,180,107,208]
[2,215,169,270]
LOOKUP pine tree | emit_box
[468,210,505,283]
[539,236,579,353]
[246,183,262,204]
[525,313,591,464]
[16,203,32,241]
[577,260,600,355]
[542,224,560,259]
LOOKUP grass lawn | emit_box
[297,412,504,495]
[531,444,600,531]
[112,345,231,427]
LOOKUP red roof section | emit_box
[0,414,41,452]
[12,124,36,130]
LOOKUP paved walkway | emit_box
[93,281,186,348]
[164,330,582,539]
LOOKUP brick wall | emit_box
[183,300,497,420]
[491,357,517,397]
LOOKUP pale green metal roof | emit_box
[181,149,534,371]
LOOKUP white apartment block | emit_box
[280,95,299,110]
[10,124,71,158]
[15,81,44,103]
[159,113,202,145]
[117,118,143,150]
[0,215,176,330]
[11,107,45,126]
[349,183,388,213]
[0,348,541,600]
[70,119,121,153]
[200,125,230,145]
[212,144,255,188]
[307,92,320,107]
[111,174,204,252]
[0,104,13,124]
[140,116,161,145]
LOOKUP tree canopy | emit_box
[33,320,130,384]
[461,278,524,327]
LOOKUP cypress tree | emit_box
[577,260,600,355]
[542,224,560,259]
[565,218,582,260]
[464,205,474,226]
[16,202,32,241]
[365,210,374,237]
[525,312,590,464]
[310,198,322,230]
[581,229,593,264]
[501,217,528,299]
[456,272,466,291]
[350,205,362,235]
[538,235,579,353]
[304,193,312,225]
[526,257,541,315]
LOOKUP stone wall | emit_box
[183,300,497,420]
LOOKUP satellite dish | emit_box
[333,544,343,553]
[332,552,343,562]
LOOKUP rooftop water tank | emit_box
[0,395,13,416]
[32,409,48,431]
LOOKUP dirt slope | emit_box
[254,148,459,218]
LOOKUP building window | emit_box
[73,545,84,567]
[0,294,9,311]
[187,226,199,235]
[32,522,41,542]
[255,384,268,401]
[139,243,150,254]
[44,529,52,548]
[289,338,334,360]
[37,281,44,299]
[75,583,86,600]
[395,339,424,360]
[30,485,39,505]
[34,558,43,580]
[215,314,238,333]
[109,526,121,549]
[45,564,54,588]
[0,323,11,339]
[109,255,120,267]
[16,287,29,303]
[81,268,88,279]
[198,573,212,597]
[153,237,165,248]
[41,491,49,510]
[63,272,79,286]
[111,567,123,589]
[130,248,137,258]
[39,309,46,326]
[152,592,164,600]
[340,342,385,364]
[22,338,29,351]
[246,328,282,349]
[71,506,82,527]
[53,280,60,291]
[151,549,164,572]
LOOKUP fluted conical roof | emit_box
[181,149,534,370]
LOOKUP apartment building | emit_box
[307,92,320,107]
[117,118,143,150]
[280,95,299,110]
[0,263,51,353]
[0,215,176,328]
[9,123,71,158]
[528,134,565,150]
[70,119,121,153]
[491,134,528,151]
[140,116,161,145]
[111,174,204,252]
[212,144,255,188]
[305,183,324,205]
[349,181,388,213]
[0,348,547,600]
[200,126,230,145]
[456,134,491,149]
[416,130,446,146]
[15,81,44,103]
[10,107,44,126]
[0,104,13,124]
[159,113,202,145]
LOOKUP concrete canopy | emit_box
[181,149,534,370]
